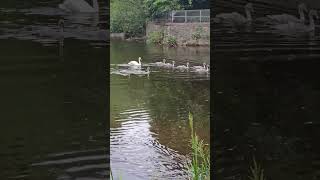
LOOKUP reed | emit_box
[248,157,267,180]
[187,112,210,180]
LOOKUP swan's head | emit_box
[298,3,307,12]
[245,3,254,12]
[309,9,319,20]
[138,57,142,62]
[58,19,64,32]
[163,59,166,63]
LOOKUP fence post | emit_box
[171,11,174,23]
[185,11,187,23]
[200,10,202,22]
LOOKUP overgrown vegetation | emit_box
[147,31,164,45]
[187,112,210,180]
[110,0,146,37]
[164,35,177,47]
[191,26,204,41]
[147,31,177,47]
[248,157,267,180]
[111,0,208,37]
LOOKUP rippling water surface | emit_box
[0,1,108,179]
[110,40,210,179]
[214,2,320,179]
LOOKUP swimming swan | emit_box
[175,62,189,70]
[272,9,319,33]
[194,65,209,73]
[215,3,253,25]
[266,3,307,24]
[128,57,142,66]
[163,61,175,68]
[153,59,166,66]
[59,0,99,13]
[191,63,206,70]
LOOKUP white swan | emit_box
[215,3,253,25]
[128,57,142,66]
[272,9,319,33]
[151,59,166,66]
[194,65,209,73]
[191,62,206,70]
[163,61,175,68]
[266,3,307,24]
[175,62,189,70]
[59,0,99,13]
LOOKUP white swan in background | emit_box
[191,62,206,70]
[194,65,209,73]
[175,62,189,70]
[59,0,99,13]
[215,3,254,25]
[272,9,319,33]
[163,61,175,68]
[152,59,166,66]
[266,3,307,24]
[128,57,142,66]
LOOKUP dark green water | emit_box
[110,40,210,179]
[0,1,108,179]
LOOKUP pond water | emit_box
[213,6,320,180]
[110,40,210,179]
[0,1,108,179]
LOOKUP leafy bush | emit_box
[111,0,147,37]
[192,26,204,40]
[147,31,164,45]
[165,35,177,47]
[144,0,182,19]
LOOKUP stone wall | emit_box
[146,22,210,46]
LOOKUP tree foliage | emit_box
[110,0,147,36]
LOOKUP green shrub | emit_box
[111,0,147,37]
[191,26,204,40]
[165,35,177,47]
[147,31,164,45]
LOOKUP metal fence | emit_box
[170,9,210,23]
[152,9,210,23]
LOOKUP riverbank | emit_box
[146,22,210,47]
[111,22,210,47]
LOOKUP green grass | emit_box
[187,112,210,180]
[248,157,267,180]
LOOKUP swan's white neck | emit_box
[245,8,252,21]
[92,0,99,11]
[308,11,317,30]
[138,59,141,64]
[298,8,305,21]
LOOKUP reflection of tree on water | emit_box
[146,78,210,154]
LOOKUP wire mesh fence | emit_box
[152,9,210,23]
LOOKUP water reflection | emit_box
[0,1,108,179]
[214,2,320,179]
[111,41,210,179]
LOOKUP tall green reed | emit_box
[187,112,210,180]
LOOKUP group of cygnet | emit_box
[127,57,210,74]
